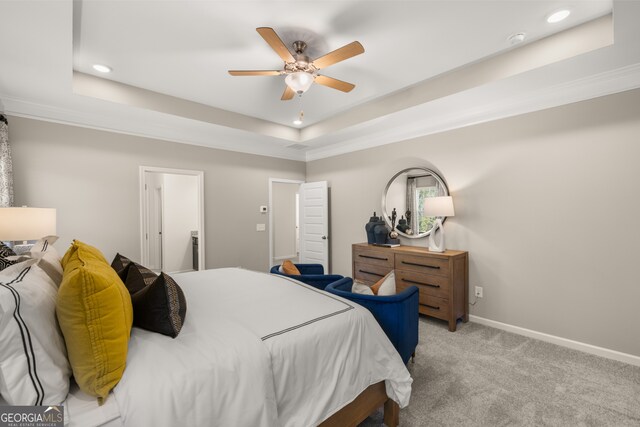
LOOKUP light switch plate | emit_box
[256,223,266,232]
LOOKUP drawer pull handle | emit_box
[402,279,440,288]
[402,261,440,270]
[359,255,389,261]
[425,304,440,310]
[359,270,385,278]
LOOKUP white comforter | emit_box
[112,268,412,427]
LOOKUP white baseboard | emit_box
[469,315,640,367]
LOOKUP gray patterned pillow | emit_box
[0,242,17,271]
[111,253,187,338]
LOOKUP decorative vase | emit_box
[365,212,380,244]
[373,223,389,245]
[397,217,409,233]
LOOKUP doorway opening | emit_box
[139,166,205,273]
[269,179,303,269]
[269,179,329,273]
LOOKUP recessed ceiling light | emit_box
[92,64,112,73]
[293,119,303,126]
[508,33,527,45]
[547,9,571,23]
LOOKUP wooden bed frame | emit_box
[319,381,399,427]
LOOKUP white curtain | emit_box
[0,114,14,207]
[405,177,418,233]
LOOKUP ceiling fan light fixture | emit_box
[285,72,315,94]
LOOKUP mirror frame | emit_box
[381,167,449,239]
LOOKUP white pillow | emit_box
[352,280,374,295]
[0,258,71,405]
[7,236,62,286]
[375,270,396,296]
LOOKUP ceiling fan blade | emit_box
[256,27,295,63]
[315,75,355,93]
[312,41,364,70]
[228,70,282,76]
[281,86,295,101]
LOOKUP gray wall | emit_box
[272,181,299,261]
[8,117,305,272]
[307,88,640,357]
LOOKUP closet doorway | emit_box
[139,166,205,273]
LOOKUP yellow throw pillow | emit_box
[57,241,133,401]
[281,259,301,275]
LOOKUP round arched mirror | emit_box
[382,167,449,239]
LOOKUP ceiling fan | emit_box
[229,27,364,100]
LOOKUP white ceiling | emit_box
[73,0,612,127]
[2,1,640,161]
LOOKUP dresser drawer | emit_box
[396,270,450,299]
[353,263,391,284]
[395,253,450,278]
[417,295,450,321]
[353,246,394,269]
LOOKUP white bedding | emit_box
[104,268,412,426]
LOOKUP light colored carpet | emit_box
[361,317,640,426]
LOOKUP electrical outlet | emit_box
[475,286,483,298]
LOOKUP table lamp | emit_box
[423,196,454,252]
[0,207,57,254]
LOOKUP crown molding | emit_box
[1,95,307,162]
[3,61,640,164]
[304,62,640,161]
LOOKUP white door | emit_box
[154,186,164,271]
[298,181,329,272]
[145,172,164,271]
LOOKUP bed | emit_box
[60,267,412,426]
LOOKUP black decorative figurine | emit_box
[388,208,397,231]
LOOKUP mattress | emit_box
[63,383,121,427]
[3,268,412,427]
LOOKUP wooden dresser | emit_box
[352,243,469,332]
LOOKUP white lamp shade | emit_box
[424,196,455,217]
[0,207,57,241]
[285,72,314,94]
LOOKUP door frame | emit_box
[268,178,304,270]
[139,166,205,270]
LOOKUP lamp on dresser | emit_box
[0,207,57,254]
[423,196,454,253]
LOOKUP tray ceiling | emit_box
[3,1,640,161]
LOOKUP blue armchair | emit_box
[325,277,419,364]
[270,263,344,290]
